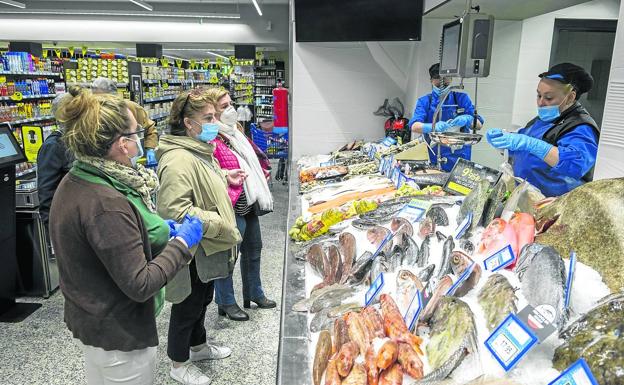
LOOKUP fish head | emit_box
[450,250,472,275]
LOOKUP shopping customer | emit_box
[37,91,74,229]
[156,88,244,385]
[49,89,203,385]
[486,63,600,197]
[206,87,276,322]
[92,77,160,165]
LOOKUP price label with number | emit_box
[365,272,385,306]
[483,244,515,272]
[485,313,538,371]
[548,358,598,385]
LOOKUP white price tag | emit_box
[548,358,598,385]
[483,244,515,272]
[365,272,385,306]
[454,212,473,239]
[485,313,538,371]
[397,200,428,223]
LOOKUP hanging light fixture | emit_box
[251,0,262,16]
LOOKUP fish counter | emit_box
[276,141,624,385]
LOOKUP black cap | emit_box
[539,62,593,98]
[429,63,440,79]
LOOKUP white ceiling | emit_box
[425,0,593,20]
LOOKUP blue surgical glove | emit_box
[486,128,554,159]
[146,149,157,166]
[421,121,452,134]
[164,219,181,237]
[175,215,204,248]
[450,114,474,128]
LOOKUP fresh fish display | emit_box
[420,275,453,322]
[365,345,379,385]
[292,284,353,312]
[313,330,332,385]
[310,288,356,313]
[409,171,450,188]
[416,264,436,282]
[457,179,491,231]
[370,254,390,285]
[458,239,474,255]
[509,212,535,257]
[379,362,403,385]
[347,251,375,285]
[396,270,424,314]
[376,340,399,370]
[360,198,413,222]
[426,297,478,378]
[481,178,507,227]
[337,341,360,377]
[324,355,342,385]
[436,236,455,280]
[339,232,357,283]
[515,243,568,331]
[389,245,404,272]
[449,250,482,297]
[418,217,436,239]
[391,217,414,241]
[368,226,393,255]
[397,342,424,379]
[426,205,449,226]
[474,218,518,269]
[328,303,363,318]
[503,180,545,219]
[326,244,344,285]
[553,292,624,385]
[478,274,518,332]
[310,307,337,333]
[400,233,420,267]
[536,177,624,291]
[333,318,350,352]
[417,235,431,267]
[346,312,372,356]
[380,294,423,353]
[352,218,379,230]
[342,363,367,385]
[416,346,469,384]
[305,244,326,277]
[361,306,385,338]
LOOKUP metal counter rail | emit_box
[276,161,313,385]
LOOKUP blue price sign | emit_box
[446,262,476,296]
[368,146,376,159]
[454,212,473,239]
[483,244,515,272]
[548,358,598,385]
[396,172,407,189]
[485,313,538,371]
[398,203,426,224]
[379,156,387,173]
[381,137,397,147]
[565,251,576,310]
[391,167,401,186]
[403,290,423,331]
[365,272,385,306]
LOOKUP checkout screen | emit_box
[0,133,19,158]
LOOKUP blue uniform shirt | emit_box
[511,119,598,197]
[408,90,478,171]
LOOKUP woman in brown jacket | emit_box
[50,89,203,384]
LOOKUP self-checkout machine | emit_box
[0,122,42,322]
[427,2,495,170]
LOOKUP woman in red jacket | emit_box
[206,88,276,321]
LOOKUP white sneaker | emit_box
[189,342,232,361]
[170,362,212,385]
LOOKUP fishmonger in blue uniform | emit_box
[409,63,483,171]
[486,63,600,197]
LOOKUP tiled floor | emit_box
[0,179,289,385]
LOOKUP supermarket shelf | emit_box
[144,79,216,85]
[143,95,176,103]
[255,104,273,107]
[149,112,169,121]
[16,166,37,178]
[256,114,273,118]
[67,82,128,88]
[3,115,56,126]
[0,93,56,101]
[0,70,63,77]
[255,94,273,97]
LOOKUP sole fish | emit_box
[292,283,352,312]
[311,307,337,333]
[313,330,332,385]
[328,302,363,319]
[339,232,357,283]
[515,243,568,331]
[310,287,357,313]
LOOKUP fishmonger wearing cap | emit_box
[486,62,600,197]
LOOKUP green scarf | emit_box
[77,155,160,213]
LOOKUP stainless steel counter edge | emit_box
[277,161,313,385]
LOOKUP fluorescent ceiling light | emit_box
[0,0,25,9]
[0,9,240,19]
[128,0,153,11]
[206,51,229,60]
[251,0,262,16]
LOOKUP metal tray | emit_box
[429,131,483,147]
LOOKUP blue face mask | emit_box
[126,137,144,168]
[537,105,561,122]
[193,120,219,142]
[432,84,448,97]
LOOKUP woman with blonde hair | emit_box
[156,88,244,385]
[49,88,203,384]
[205,87,276,322]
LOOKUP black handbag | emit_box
[252,201,273,217]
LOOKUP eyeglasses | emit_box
[120,125,145,140]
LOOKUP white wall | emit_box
[594,0,624,179]
[0,5,289,45]
[511,0,620,127]
[403,18,524,169]
[291,42,406,158]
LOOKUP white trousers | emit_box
[80,343,157,385]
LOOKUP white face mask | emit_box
[220,105,238,127]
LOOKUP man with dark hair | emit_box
[408,63,483,171]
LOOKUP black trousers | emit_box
[167,261,215,362]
